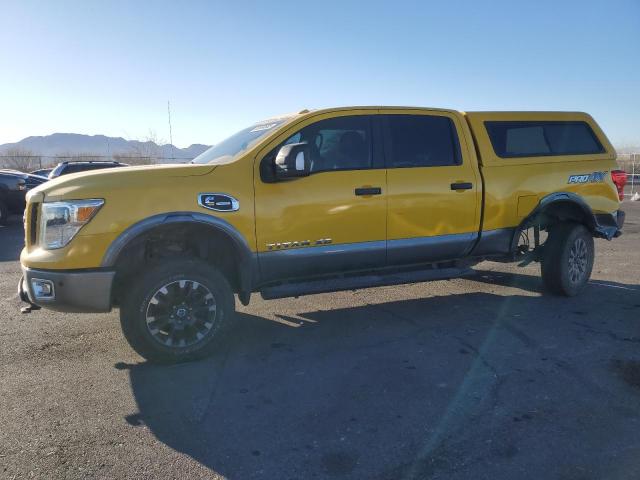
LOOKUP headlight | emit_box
[39,199,104,249]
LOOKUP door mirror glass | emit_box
[274,142,311,179]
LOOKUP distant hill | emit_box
[0,133,210,164]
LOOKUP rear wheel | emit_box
[541,223,594,296]
[120,259,235,363]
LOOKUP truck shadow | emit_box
[471,268,639,295]
[122,274,640,479]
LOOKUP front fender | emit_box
[101,211,257,293]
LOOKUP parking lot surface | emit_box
[1,202,639,479]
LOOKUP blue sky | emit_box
[1,0,639,148]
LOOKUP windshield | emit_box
[191,118,289,164]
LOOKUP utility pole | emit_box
[167,100,175,161]
[632,153,636,195]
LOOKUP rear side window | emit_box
[61,164,84,175]
[485,121,605,158]
[385,115,461,167]
[61,163,118,176]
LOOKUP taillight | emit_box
[611,170,627,201]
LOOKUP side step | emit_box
[260,267,474,300]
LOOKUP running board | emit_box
[260,267,474,300]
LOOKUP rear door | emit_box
[382,110,481,265]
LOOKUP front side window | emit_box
[280,116,372,173]
[485,121,605,158]
[385,115,461,167]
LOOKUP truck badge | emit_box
[198,193,239,212]
[266,238,332,250]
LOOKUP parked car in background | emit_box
[0,170,48,224]
[48,160,128,179]
[30,168,53,178]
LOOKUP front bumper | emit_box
[19,266,115,313]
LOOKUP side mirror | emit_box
[274,142,311,179]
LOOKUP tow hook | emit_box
[21,304,41,314]
[18,276,41,314]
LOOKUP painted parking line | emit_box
[589,281,638,291]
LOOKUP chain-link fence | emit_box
[617,153,639,199]
[0,154,195,172]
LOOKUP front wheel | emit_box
[120,259,235,363]
[541,223,594,297]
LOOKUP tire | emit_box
[120,259,235,363]
[541,223,594,297]
[0,199,8,226]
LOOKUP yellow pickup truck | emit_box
[19,107,627,362]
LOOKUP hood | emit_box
[30,163,217,202]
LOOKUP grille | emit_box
[29,203,39,245]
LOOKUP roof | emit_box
[296,106,458,116]
[58,160,125,166]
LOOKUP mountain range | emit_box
[0,133,210,163]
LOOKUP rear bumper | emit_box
[594,209,625,240]
[19,266,115,313]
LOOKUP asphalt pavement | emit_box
[1,202,639,479]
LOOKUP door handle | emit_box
[450,182,473,191]
[355,187,382,196]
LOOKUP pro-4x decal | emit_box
[567,171,607,184]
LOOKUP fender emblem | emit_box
[198,193,239,212]
[567,171,607,184]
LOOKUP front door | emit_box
[254,113,387,284]
[383,111,481,265]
